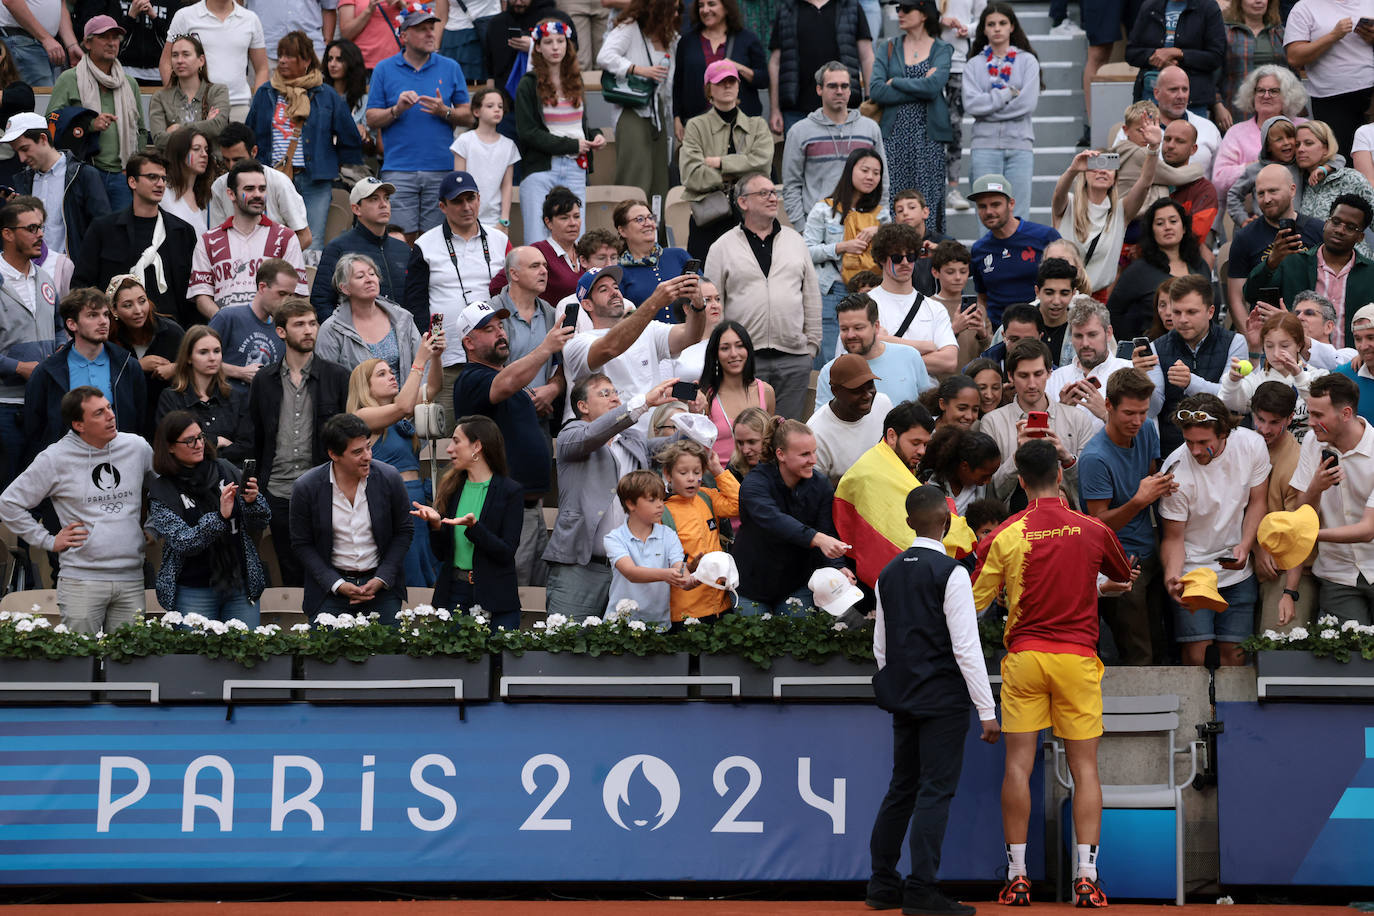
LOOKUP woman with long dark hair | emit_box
[917,426,1000,513]
[515,19,604,244]
[926,373,981,430]
[598,0,681,208]
[156,326,247,461]
[963,1,1040,221]
[160,126,216,230]
[147,410,269,622]
[1106,198,1209,340]
[700,320,776,464]
[324,39,369,129]
[108,274,183,435]
[804,148,888,364]
[411,415,525,628]
[148,34,230,149]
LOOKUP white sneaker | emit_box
[1049,20,1086,37]
[946,187,971,211]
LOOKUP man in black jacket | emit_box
[2,112,110,262]
[867,485,999,916]
[244,297,350,587]
[310,176,410,323]
[71,150,197,326]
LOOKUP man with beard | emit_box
[1226,164,1324,329]
[72,151,199,327]
[454,300,573,586]
[807,354,890,480]
[815,293,933,407]
[1161,118,1218,262]
[561,266,705,427]
[1047,298,1133,433]
[1078,367,1174,665]
[246,297,350,587]
[1245,194,1374,348]
[189,160,307,319]
[968,175,1060,330]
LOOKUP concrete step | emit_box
[953,145,1081,178]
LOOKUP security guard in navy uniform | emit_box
[867,485,1000,916]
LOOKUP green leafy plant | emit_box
[492,605,683,657]
[294,605,493,663]
[98,611,299,668]
[979,611,1007,659]
[0,610,98,660]
[1241,615,1374,663]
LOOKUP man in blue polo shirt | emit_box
[365,8,474,241]
[968,173,1060,328]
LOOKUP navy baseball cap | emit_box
[400,8,439,29]
[576,265,623,300]
[439,171,479,201]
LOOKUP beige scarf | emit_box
[75,54,137,166]
[270,67,324,126]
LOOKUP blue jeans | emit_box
[98,169,132,211]
[2,33,59,87]
[817,278,848,369]
[1172,573,1257,644]
[969,148,1034,220]
[519,157,586,245]
[293,173,333,251]
[735,585,813,617]
[174,586,261,628]
[381,169,448,235]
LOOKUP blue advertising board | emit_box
[1217,701,1374,886]
[0,703,1042,885]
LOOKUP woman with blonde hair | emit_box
[727,405,769,479]
[347,336,445,587]
[1296,120,1374,254]
[1051,138,1160,295]
[155,326,247,461]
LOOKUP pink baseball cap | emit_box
[704,59,740,85]
[83,15,126,39]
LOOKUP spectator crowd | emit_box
[0,0,1370,670]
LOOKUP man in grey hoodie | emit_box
[781,61,888,229]
[0,386,152,633]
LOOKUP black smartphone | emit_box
[671,380,699,402]
[561,302,580,330]
[681,259,702,276]
[1360,16,1374,28]
[1277,217,1296,234]
[0,185,15,198]
[507,26,525,37]
[1258,286,1281,307]
[1132,335,1150,354]
[1322,448,1340,468]
[429,313,443,336]
[1129,554,1140,571]
[242,459,257,480]
[1217,550,1244,568]
[961,293,979,311]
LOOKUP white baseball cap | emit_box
[692,551,739,594]
[454,301,510,340]
[808,567,863,617]
[672,412,718,448]
[0,112,47,144]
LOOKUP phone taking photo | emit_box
[562,302,580,330]
[1132,336,1150,355]
[671,381,699,403]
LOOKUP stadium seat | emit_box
[508,186,524,245]
[259,588,305,614]
[324,187,352,245]
[588,125,617,187]
[142,590,166,617]
[585,185,646,236]
[518,586,546,611]
[407,586,435,608]
[664,185,690,249]
[543,506,557,531]
[261,610,308,628]
[0,588,60,624]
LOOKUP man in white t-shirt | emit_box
[162,0,269,121]
[1047,297,1133,432]
[1159,393,1270,667]
[0,0,79,87]
[562,266,706,429]
[854,223,958,376]
[1284,372,1374,625]
[808,354,891,480]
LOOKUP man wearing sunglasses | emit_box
[859,222,957,376]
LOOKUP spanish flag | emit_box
[833,441,978,587]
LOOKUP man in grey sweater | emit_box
[780,61,888,228]
[0,386,152,633]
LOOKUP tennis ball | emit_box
[1236,359,1253,377]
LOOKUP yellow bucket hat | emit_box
[1257,504,1319,571]
[1179,567,1228,613]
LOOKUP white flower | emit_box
[581,615,602,627]
[182,612,211,628]
[226,619,249,631]
[254,625,281,636]
[1360,624,1374,636]
[290,623,310,633]
[15,619,34,632]
[436,609,451,621]
[533,621,546,629]
[0,611,12,622]
[52,624,68,634]
[1319,614,1339,627]
[206,620,229,635]
[161,611,184,626]
[33,617,49,629]
[411,628,421,637]
[627,619,647,631]
[682,616,700,626]
[1321,628,1338,640]
[1262,629,1282,640]
[469,604,485,615]
[1288,627,1309,641]
[546,613,569,629]
[28,604,39,613]
[95,630,105,639]
[473,614,487,625]
[760,613,773,621]
[833,622,848,631]
[1217,896,1234,905]
[1343,619,1360,632]
[785,597,803,608]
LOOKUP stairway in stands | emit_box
[924,1,1089,245]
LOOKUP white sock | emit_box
[1006,843,1027,878]
[1077,843,1099,881]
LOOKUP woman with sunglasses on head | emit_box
[149,33,230,149]
[613,198,693,322]
[147,409,270,623]
[155,325,247,463]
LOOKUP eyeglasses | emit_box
[655,423,678,433]
[137,173,168,183]
[590,387,617,398]
[12,223,42,234]
[1296,308,1324,318]
[742,187,782,200]
[627,214,656,226]
[175,432,207,447]
[1175,409,1218,423]
[1254,87,1281,97]
[888,252,920,263]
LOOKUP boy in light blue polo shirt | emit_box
[604,470,690,627]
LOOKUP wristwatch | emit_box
[1282,588,1300,602]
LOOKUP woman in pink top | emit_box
[1213,65,1307,202]
[700,320,776,463]
[338,0,407,69]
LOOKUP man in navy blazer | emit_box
[289,413,413,622]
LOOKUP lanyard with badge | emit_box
[442,222,493,305]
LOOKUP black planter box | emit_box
[1255,650,1374,701]
[103,655,294,702]
[300,654,491,701]
[0,656,98,703]
[697,653,875,699]
[500,651,691,698]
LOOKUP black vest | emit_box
[773,0,863,112]
[1154,326,1236,457]
[873,545,970,717]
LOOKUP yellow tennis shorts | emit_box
[999,650,1105,740]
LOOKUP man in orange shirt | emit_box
[973,439,1132,908]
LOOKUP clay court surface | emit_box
[0,902,1354,915]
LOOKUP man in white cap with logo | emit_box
[867,484,998,916]
[311,176,412,324]
[454,299,573,586]
[968,173,1061,331]
[3,111,110,261]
